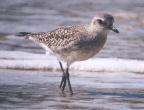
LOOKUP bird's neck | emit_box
[87,24,109,37]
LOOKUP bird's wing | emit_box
[28,25,88,52]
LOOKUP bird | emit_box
[16,13,119,95]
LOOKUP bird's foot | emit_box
[59,87,66,97]
[59,75,73,95]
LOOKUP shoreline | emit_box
[0,50,144,73]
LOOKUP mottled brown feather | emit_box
[26,25,89,52]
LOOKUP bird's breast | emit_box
[58,35,107,62]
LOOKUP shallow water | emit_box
[0,1,144,109]
[0,69,144,110]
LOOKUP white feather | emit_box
[39,43,53,55]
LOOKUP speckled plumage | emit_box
[23,24,107,64]
[17,13,119,93]
[19,13,119,65]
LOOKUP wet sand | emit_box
[0,69,144,110]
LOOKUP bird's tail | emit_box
[16,32,31,39]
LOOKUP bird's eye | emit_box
[97,19,103,25]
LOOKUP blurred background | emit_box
[0,0,144,60]
[0,1,144,110]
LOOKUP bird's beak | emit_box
[110,26,119,33]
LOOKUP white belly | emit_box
[39,43,53,55]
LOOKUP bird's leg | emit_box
[59,61,73,94]
[59,61,67,91]
[66,67,73,94]
[59,61,65,88]
[61,76,67,91]
[59,61,67,92]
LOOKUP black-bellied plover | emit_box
[17,13,119,94]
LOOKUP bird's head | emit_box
[91,13,119,33]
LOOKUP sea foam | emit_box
[0,50,144,73]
